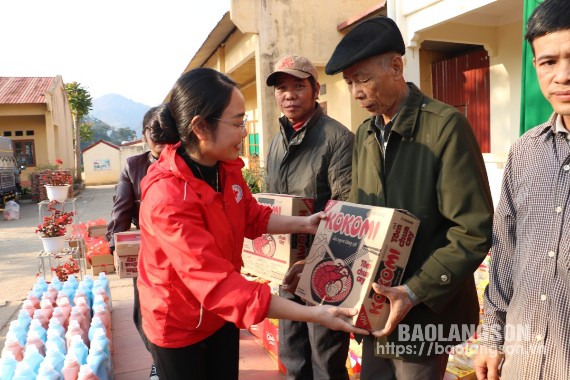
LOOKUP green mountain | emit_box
[89,94,151,137]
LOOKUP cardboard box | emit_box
[242,194,314,284]
[445,360,477,380]
[114,230,141,257]
[88,225,107,238]
[114,253,138,278]
[90,254,115,275]
[68,237,84,250]
[67,238,85,259]
[262,318,287,374]
[295,200,419,331]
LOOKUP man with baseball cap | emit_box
[265,55,354,380]
[326,17,493,379]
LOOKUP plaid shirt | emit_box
[480,113,570,379]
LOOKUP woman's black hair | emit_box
[142,103,178,145]
[526,0,570,48]
[166,68,237,149]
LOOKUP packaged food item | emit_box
[296,200,419,331]
[242,194,313,284]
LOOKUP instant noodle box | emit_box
[114,254,139,278]
[242,194,314,284]
[113,230,141,257]
[295,200,419,331]
[113,230,141,278]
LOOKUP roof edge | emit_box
[82,139,120,153]
[337,1,388,31]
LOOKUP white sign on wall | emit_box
[93,159,111,171]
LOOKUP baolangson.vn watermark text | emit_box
[373,324,545,357]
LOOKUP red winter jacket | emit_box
[137,142,273,348]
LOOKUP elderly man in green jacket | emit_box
[325,17,494,379]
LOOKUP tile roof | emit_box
[0,77,56,104]
[82,139,120,153]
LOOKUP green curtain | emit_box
[520,0,553,135]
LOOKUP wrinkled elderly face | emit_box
[342,54,402,118]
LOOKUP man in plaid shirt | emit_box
[474,0,570,379]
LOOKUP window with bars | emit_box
[13,140,36,167]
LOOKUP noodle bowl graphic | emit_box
[307,233,370,305]
[253,234,276,257]
[311,259,353,305]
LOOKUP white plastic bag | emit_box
[3,200,20,220]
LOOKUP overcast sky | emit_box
[1,0,230,106]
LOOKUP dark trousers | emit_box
[279,287,350,380]
[149,322,239,380]
[133,276,151,351]
[360,335,449,380]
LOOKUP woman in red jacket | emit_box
[106,103,178,380]
[137,68,367,380]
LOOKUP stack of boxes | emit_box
[240,195,490,379]
[86,224,115,276]
[242,194,419,372]
[80,222,141,278]
[242,196,421,375]
[442,254,490,380]
[241,194,314,374]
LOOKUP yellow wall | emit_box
[83,143,121,185]
[119,144,146,174]
[47,80,75,168]
[317,70,371,133]
[489,21,522,154]
[228,0,380,164]
[232,0,380,65]
[0,77,75,186]
[0,113,44,184]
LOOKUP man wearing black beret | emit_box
[326,17,493,379]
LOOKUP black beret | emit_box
[325,17,405,75]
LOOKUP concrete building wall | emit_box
[413,20,523,156]
[394,0,523,155]
[119,143,146,173]
[83,143,120,185]
[392,0,523,206]
[490,21,523,154]
[230,0,380,164]
[45,77,75,170]
[323,70,374,132]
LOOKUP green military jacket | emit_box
[349,83,493,360]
